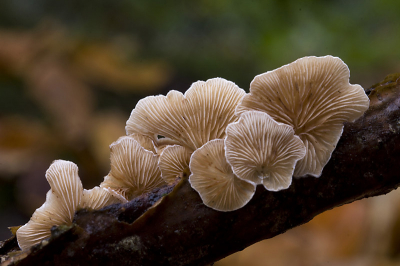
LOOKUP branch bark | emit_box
[2,73,400,266]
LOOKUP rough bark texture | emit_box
[2,73,400,266]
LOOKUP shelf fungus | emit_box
[16,160,125,251]
[189,139,256,212]
[236,56,370,177]
[100,135,166,200]
[126,78,246,151]
[158,145,192,184]
[225,111,306,191]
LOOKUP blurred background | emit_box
[0,0,399,265]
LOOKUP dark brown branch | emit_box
[2,74,400,266]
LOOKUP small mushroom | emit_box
[158,145,191,184]
[100,136,166,200]
[16,160,127,251]
[128,133,156,153]
[225,111,306,191]
[236,56,369,177]
[80,187,128,210]
[126,78,246,151]
[16,160,82,251]
[189,139,256,212]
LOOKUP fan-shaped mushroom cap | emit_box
[100,136,166,200]
[80,187,127,210]
[189,139,256,212]
[126,78,246,151]
[128,133,156,153]
[225,111,306,191]
[236,56,369,177]
[158,145,191,184]
[16,160,82,251]
[154,137,182,152]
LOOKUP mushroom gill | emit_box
[189,139,256,212]
[225,111,306,191]
[100,135,166,200]
[126,78,246,151]
[236,56,369,177]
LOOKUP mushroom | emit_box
[100,135,166,200]
[17,160,124,250]
[126,78,246,151]
[16,160,126,251]
[128,133,156,153]
[225,111,306,191]
[236,56,369,177]
[158,145,191,184]
[16,160,82,251]
[80,186,128,210]
[189,139,256,212]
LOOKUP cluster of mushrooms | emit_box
[16,56,370,251]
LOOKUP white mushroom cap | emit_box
[225,111,306,191]
[16,160,83,251]
[126,78,246,151]
[100,136,166,200]
[80,187,128,210]
[189,139,256,212]
[236,56,370,177]
[158,145,191,184]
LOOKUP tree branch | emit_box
[2,73,400,266]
